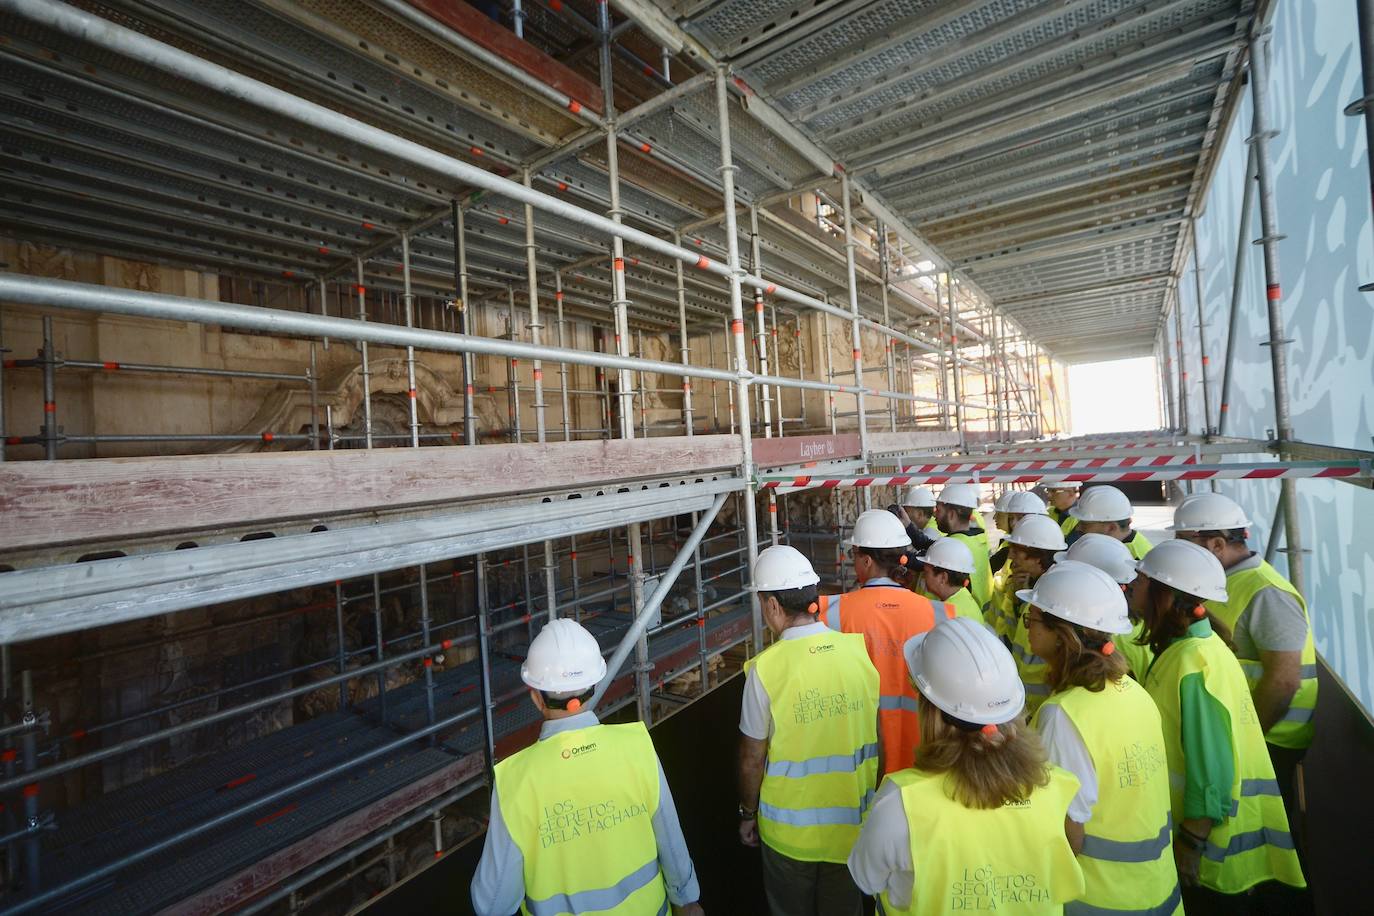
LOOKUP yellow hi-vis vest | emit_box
[986,567,1017,640]
[494,721,668,916]
[921,587,983,625]
[877,766,1084,916]
[949,528,993,608]
[1144,629,1306,895]
[1035,680,1181,916]
[1051,505,1079,537]
[1123,530,1153,560]
[1118,618,1154,682]
[748,629,880,863]
[1205,559,1317,750]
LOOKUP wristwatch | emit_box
[738,804,757,820]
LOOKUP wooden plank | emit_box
[866,430,961,455]
[0,435,742,552]
[751,434,861,467]
[403,0,605,114]
[159,752,484,916]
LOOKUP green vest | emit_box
[1050,505,1079,537]
[1123,530,1152,560]
[1204,559,1317,750]
[986,567,1018,641]
[949,528,992,608]
[748,630,880,863]
[877,766,1084,916]
[921,587,983,625]
[1144,629,1305,894]
[1117,619,1154,682]
[1036,681,1181,916]
[1010,598,1052,718]
[494,722,668,916]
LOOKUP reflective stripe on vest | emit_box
[494,722,668,916]
[1144,630,1306,894]
[878,766,1085,916]
[828,585,951,777]
[749,630,879,863]
[524,858,665,916]
[1065,883,1181,916]
[1036,678,1180,915]
[1205,559,1317,750]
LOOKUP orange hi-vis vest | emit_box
[822,578,954,776]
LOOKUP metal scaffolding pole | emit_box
[947,274,966,448]
[1353,0,1374,295]
[555,271,572,441]
[673,232,695,436]
[877,223,897,432]
[453,203,476,447]
[1172,287,1190,437]
[748,205,773,438]
[1248,30,1306,598]
[840,174,871,500]
[401,238,436,733]
[716,65,763,651]
[354,259,373,450]
[1190,220,1215,435]
[523,169,547,444]
[1218,141,1258,435]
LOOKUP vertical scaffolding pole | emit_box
[1190,221,1215,435]
[715,65,763,652]
[1218,142,1258,436]
[20,671,38,893]
[0,306,7,463]
[354,259,373,449]
[1172,289,1189,437]
[1354,0,1374,296]
[877,223,897,432]
[523,169,547,444]
[673,232,695,437]
[1248,31,1306,598]
[840,174,870,504]
[555,271,572,442]
[453,203,476,447]
[947,273,966,448]
[40,316,57,460]
[748,205,773,438]
[473,556,496,778]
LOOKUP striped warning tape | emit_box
[899,454,1196,474]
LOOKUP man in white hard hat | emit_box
[821,510,955,778]
[1044,480,1083,535]
[933,483,993,608]
[1065,485,1153,559]
[472,618,704,916]
[914,537,983,624]
[1054,533,1153,678]
[1169,491,1317,820]
[988,489,1048,574]
[892,485,940,552]
[738,545,879,916]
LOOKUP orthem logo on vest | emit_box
[808,644,835,654]
[560,742,598,759]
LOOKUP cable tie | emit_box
[281,270,295,279]
[566,98,581,114]
[261,432,275,443]
[22,784,38,799]
[695,256,710,269]
[639,142,652,153]
[613,258,625,271]
[441,639,453,650]
[43,402,55,414]
[317,246,330,255]
[361,222,375,230]
[469,146,484,157]
[557,181,569,192]
[102,361,120,371]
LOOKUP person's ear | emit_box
[529,688,547,713]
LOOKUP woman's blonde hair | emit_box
[913,695,1050,809]
[1040,612,1129,693]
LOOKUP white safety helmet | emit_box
[900,485,937,509]
[903,617,1024,725]
[1002,490,1047,517]
[1069,486,1134,523]
[521,618,608,694]
[1016,560,1133,635]
[937,483,981,510]
[923,537,974,575]
[1044,480,1082,490]
[1055,533,1138,586]
[753,544,821,591]
[1004,514,1068,551]
[848,508,913,549]
[1168,492,1251,532]
[1135,539,1228,602]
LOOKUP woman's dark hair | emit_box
[764,583,820,617]
[1041,612,1129,693]
[853,545,913,585]
[1143,578,1235,657]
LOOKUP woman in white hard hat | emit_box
[914,537,983,625]
[1023,561,1181,916]
[989,489,1048,574]
[821,510,955,778]
[1065,485,1153,559]
[472,619,704,916]
[992,514,1067,716]
[1054,533,1153,679]
[933,483,993,607]
[738,545,880,916]
[847,617,1085,915]
[1130,540,1305,912]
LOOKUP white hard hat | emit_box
[1135,539,1228,602]
[521,618,608,694]
[1004,514,1068,551]
[753,544,821,591]
[1055,533,1138,585]
[937,483,981,510]
[1003,491,1047,517]
[1068,486,1134,523]
[904,617,1024,725]
[900,485,937,509]
[1168,492,1251,532]
[1017,560,1133,635]
[1045,480,1082,490]
[848,508,913,549]
[923,537,974,575]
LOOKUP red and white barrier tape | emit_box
[979,439,1185,454]
[899,454,1196,474]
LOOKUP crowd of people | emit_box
[471,484,1316,916]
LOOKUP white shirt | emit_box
[1035,703,1099,824]
[847,779,915,908]
[739,620,830,740]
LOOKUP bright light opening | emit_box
[1068,357,1161,435]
